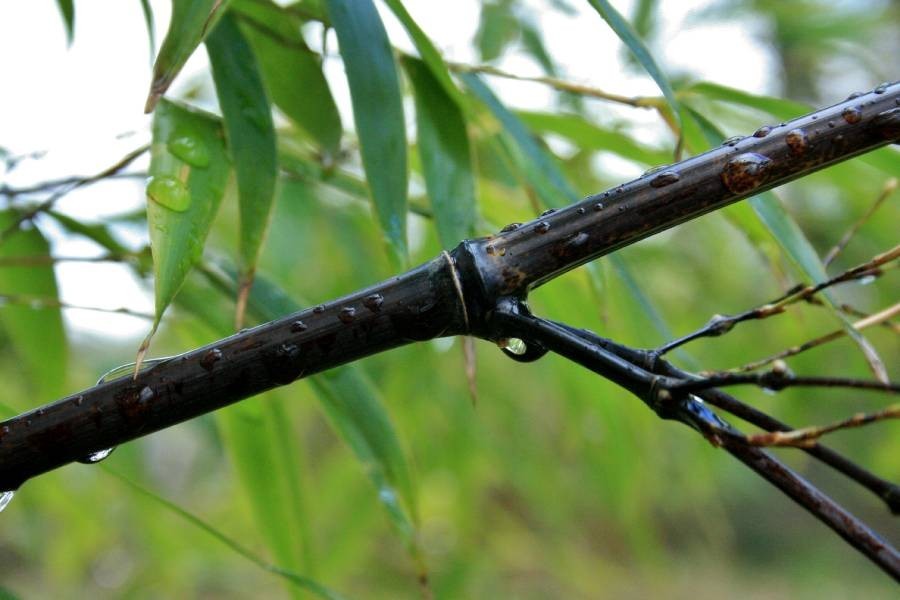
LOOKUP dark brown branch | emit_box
[0,83,898,578]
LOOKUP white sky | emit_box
[0,0,775,341]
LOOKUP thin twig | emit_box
[0,145,149,243]
[446,61,657,109]
[0,294,153,320]
[0,253,138,267]
[735,302,900,372]
[657,244,900,355]
[823,178,897,268]
[0,172,146,198]
[746,404,900,447]
[673,369,900,395]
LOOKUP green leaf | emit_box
[585,0,681,126]
[403,57,476,249]
[55,0,74,45]
[681,106,888,381]
[146,99,230,340]
[518,111,670,166]
[233,0,343,158]
[145,0,231,112]
[475,1,519,62]
[103,467,344,600]
[325,0,408,266]
[463,73,678,348]
[683,81,810,121]
[201,263,424,568]
[45,210,132,257]
[382,0,464,106]
[206,12,278,315]
[139,0,157,63]
[0,212,67,402]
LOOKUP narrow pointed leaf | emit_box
[200,263,423,556]
[206,12,278,319]
[147,99,230,334]
[0,212,67,402]
[403,57,475,249]
[382,0,464,106]
[139,0,157,62]
[233,0,343,157]
[55,0,75,45]
[145,0,231,112]
[682,107,888,381]
[585,0,681,125]
[325,0,408,264]
[463,73,676,345]
[104,468,343,600]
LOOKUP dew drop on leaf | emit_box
[146,176,191,212]
[167,136,210,167]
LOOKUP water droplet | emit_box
[200,348,223,371]
[540,208,556,217]
[593,202,604,211]
[841,106,862,124]
[0,491,14,513]
[873,82,888,94]
[139,386,155,403]
[827,120,835,128]
[721,153,772,194]
[642,164,668,176]
[363,294,384,312]
[339,307,356,324]
[576,207,586,215]
[846,91,863,100]
[753,126,772,138]
[500,338,527,356]
[650,171,680,188]
[312,305,325,314]
[486,244,495,255]
[535,221,550,234]
[146,176,191,212]
[859,275,876,286]
[167,136,209,167]
[79,447,115,464]
[500,223,521,233]
[290,320,308,332]
[97,357,170,385]
[785,129,809,155]
[722,135,743,147]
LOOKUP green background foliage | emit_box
[0,0,898,597]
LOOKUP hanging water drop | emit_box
[167,135,210,167]
[146,176,191,212]
[78,447,115,464]
[0,490,13,513]
[500,338,527,356]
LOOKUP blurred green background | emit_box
[0,0,898,597]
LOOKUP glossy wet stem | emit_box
[0,83,898,492]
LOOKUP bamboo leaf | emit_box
[145,99,230,348]
[683,81,809,121]
[463,73,677,346]
[682,106,888,381]
[585,0,681,126]
[0,212,67,402]
[206,12,278,325]
[55,0,74,45]
[103,467,344,600]
[382,0,464,106]
[203,264,424,567]
[45,210,132,257]
[233,0,343,158]
[325,0,408,265]
[139,0,157,62]
[518,111,670,166]
[403,56,476,249]
[145,0,231,113]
